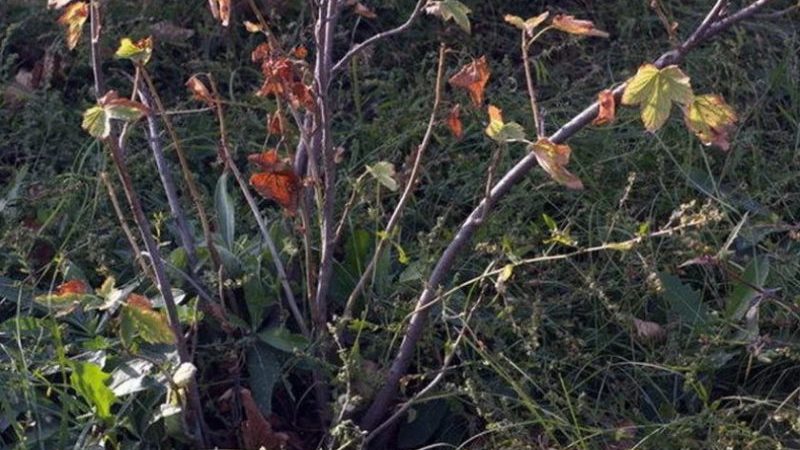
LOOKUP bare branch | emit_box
[358,0,777,431]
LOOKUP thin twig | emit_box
[99,172,153,281]
[341,44,447,321]
[358,0,777,431]
[521,32,544,138]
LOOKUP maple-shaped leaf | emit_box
[485,105,525,142]
[529,138,584,189]
[82,91,149,138]
[57,1,88,50]
[120,293,175,346]
[621,64,693,132]
[592,89,616,125]
[425,0,472,34]
[504,11,549,36]
[186,75,215,106]
[551,14,609,38]
[446,104,464,140]
[248,150,301,215]
[683,94,738,150]
[114,36,153,65]
[449,56,490,107]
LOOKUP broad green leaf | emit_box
[258,327,309,353]
[621,64,693,132]
[82,105,110,139]
[246,342,283,415]
[366,161,398,191]
[439,0,472,34]
[82,91,148,139]
[683,94,738,150]
[70,362,117,420]
[215,172,236,250]
[485,105,525,142]
[659,272,708,329]
[114,36,153,65]
[726,256,769,321]
[121,298,175,345]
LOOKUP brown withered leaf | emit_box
[57,2,89,50]
[268,110,286,136]
[633,318,666,341]
[293,46,308,59]
[446,104,464,140]
[529,138,584,189]
[552,14,609,38]
[353,2,377,19]
[239,389,290,450]
[186,75,215,106]
[218,0,231,27]
[248,150,301,215]
[593,89,616,125]
[449,56,490,107]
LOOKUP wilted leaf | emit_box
[219,0,231,26]
[120,294,176,345]
[57,2,88,50]
[633,318,666,341]
[592,89,616,125]
[446,104,464,140]
[366,161,399,192]
[240,388,290,449]
[504,12,549,35]
[82,91,148,138]
[248,150,301,215]
[244,21,263,33]
[683,94,738,150]
[70,362,117,421]
[114,36,153,65]
[485,105,525,142]
[449,56,490,106]
[529,138,584,189]
[82,106,108,138]
[186,75,215,106]
[353,2,377,19]
[621,64,693,132]
[425,0,472,33]
[551,14,609,38]
[35,279,93,313]
[268,110,286,136]
[293,46,308,59]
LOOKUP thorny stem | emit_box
[341,44,448,320]
[207,75,311,338]
[358,0,777,431]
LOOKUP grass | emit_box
[1,0,799,448]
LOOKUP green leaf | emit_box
[246,342,283,415]
[439,0,472,34]
[121,303,176,345]
[366,161,399,191]
[504,12,549,35]
[542,213,558,231]
[215,172,236,250]
[725,256,769,321]
[114,36,152,65]
[82,105,110,138]
[621,64,694,132]
[485,105,526,143]
[659,272,708,329]
[683,94,738,150]
[70,362,117,421]
[258,327,309,353]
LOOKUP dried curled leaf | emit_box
[621,64,693,132]
[446,104,464,140]
[683,94,738,150]
[185,75,215,106]
[592,89,616,126]
[120,293,175,346]
[248,150,301,215]
[504,11,549,36]
[353,2,377,19]
[485,105,525,142]
[529,138,584,189]
[114,36,153,65]
[449,56,490,107]
[57,2,88,50]
[219,0,231,26]
[268,110,287,136]
[244,21,264,33]
[551,14,609,38]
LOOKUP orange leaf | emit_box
[446,104,464,140]
[268,110,286,135]
[251,43,272,63]
[293,46,308,59]
[248,150,301,215]
[551,14,609,38]
[592,89,616,125]
[186,75,215,106]
[239,389,290,450]
[57,2,89,50]
[56,279,90,296]
[530,138,584,189]
[207,0,220,20]
[218,0,231,26]
[449,56,490,107]
[126,293,153,310]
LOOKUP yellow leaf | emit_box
[551,14,609,38]
[186,75,215,106]
[114,36,153,65]
[449,56,490,107]
[621,64,693,132]
[485,105,525,142]
[353,2,377,19]
[529,138,583,189]
[683,94,738,150]
[243,20,263,33]
[57,2,88,50]
[504,11,549,35]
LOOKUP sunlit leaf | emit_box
[48,0,73,9]
[551,14,609,38]
[504,11,549,35]
[366,161,399,192]
[99,91,149,121]
[57,2,88,50]
[449,56,490,107]
[219,0,231,26]
[171,362,197,388]
[485,105,525,142]
[186,75,215,106]
[82,106,109,138]
[425,0,472,34]
[592,89,616,125]
[244,21,263,33]
[70,362,117,421]
[683,94,738,150]
[248,150,301,215]
[114,36,153,65]
[621,64,693,132]
[446,104,464,140]
[35,279,95,313]
[529,138,584,189]
[120,294,176,345]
